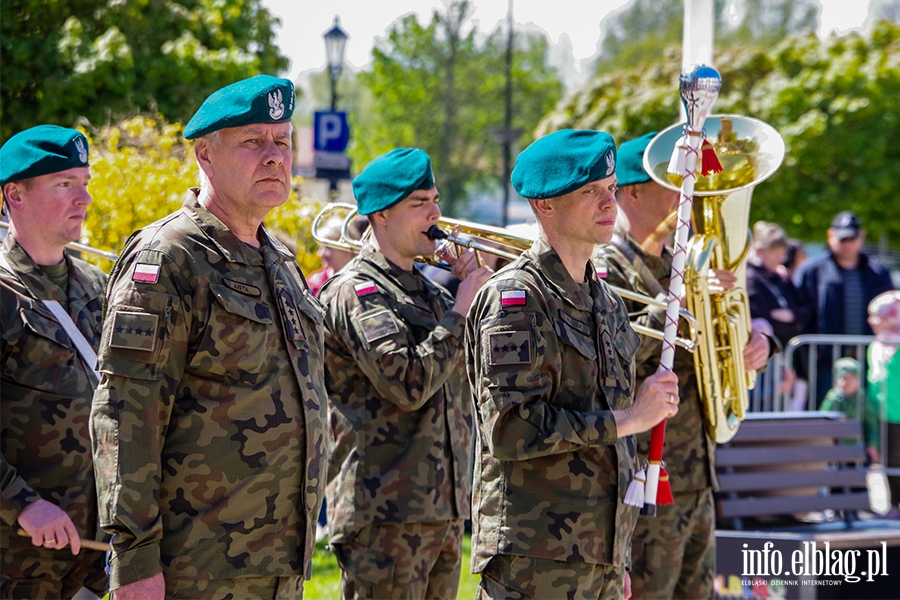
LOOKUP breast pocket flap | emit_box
[209,283,274,324]
[20,307,71,348]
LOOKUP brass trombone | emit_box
[312,203,698,351]
[0,220,118,262]
[312,203,525,266]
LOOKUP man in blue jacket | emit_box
[798,210,894,403]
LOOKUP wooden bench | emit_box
[712,412,900,599]
[715,412,871,530]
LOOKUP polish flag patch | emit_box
[132,263,161,284]
[354,280,378,297]
[500,290,527,307]
[596,266,608,279]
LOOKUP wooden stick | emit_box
[18,528,112,552]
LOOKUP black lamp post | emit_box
[324,16,349,111]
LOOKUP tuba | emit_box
[643,115,785,443]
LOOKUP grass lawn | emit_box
[304,533,480,599]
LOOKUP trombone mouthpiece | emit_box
[427,225,448,241]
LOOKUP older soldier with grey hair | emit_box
[1,125,108,599]
[319,148,492,599]
[90,75,327,600]
[466,129,680,599]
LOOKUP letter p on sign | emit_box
[314,111,350,152]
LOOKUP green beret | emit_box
[511,129,616,200]
[615,132,657,187]
[352,148,435,215]
[184,74,295,140]
[0,125,89,186]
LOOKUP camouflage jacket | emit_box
[90,193,327,588]
[318,246,471,543]
[466,236,642,572]
[593,228,716,492]
[1,234,107,547]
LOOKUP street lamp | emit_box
[324,16,349,111]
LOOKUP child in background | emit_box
[820,357,880,464]
[867,290,900,518]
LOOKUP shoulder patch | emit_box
[132,263,161,284]
[500,290,527,307]
[109,311,159,352]
[354,280,378,297]
[596,265,608,279]
[486,329,532,366]
[357,309,400,343]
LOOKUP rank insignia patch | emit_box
[109,311,159,352]
[279,290,306,342]
[358,309,400,343]
[487,330,532,366]
[600,326,619,387]
[132,263,160,284]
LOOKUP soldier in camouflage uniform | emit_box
[90,75,327,600]
[593,133,771,600]
[466,129,681,600]
[0,126,109,599]
[319,148,492,600]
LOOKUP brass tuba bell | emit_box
[643,115,785,443]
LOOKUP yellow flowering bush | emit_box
[80,115,323,274]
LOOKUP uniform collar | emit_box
[2,232,72,303]
[358,244,427,293]
[611,223,674,263]
[181,189,295,265]
[525,236,618,314]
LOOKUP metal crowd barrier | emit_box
[748,333,899,478]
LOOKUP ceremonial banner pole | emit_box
[641,65,722,517]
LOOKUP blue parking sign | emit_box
[314,111,350,152]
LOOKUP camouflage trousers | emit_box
[0,541,107,600]
[629,487,715,600]
[331,519,464,600]
[475,554,624,600]
[163,576,305,599]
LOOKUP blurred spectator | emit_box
[747,222,813,348]
[798,211,894,404]
[820,358,880,464]
[783,238,808,284]
[867,291,900,518]
[307,214,367,297]
[747,222,813,409]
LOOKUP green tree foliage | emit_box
[353,0,563,216]
[539,22,900,247]
[80,116,322,274]
[596,0,819,73]
[1,0,288,141]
